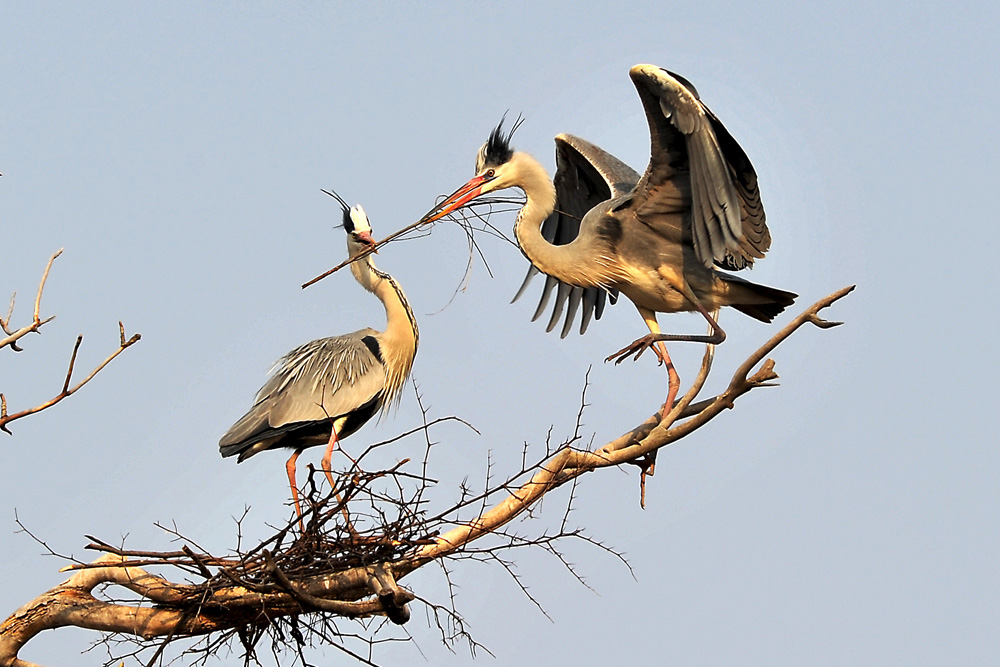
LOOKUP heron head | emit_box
[421,116,528,223]
[340,202,377,254]
[321,188,378,252]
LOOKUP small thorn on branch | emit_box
[808,314,844,329]
[747,359,779,386]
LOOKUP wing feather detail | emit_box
[513,134,640,337]
[629,64,772,270]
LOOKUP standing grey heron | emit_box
[220,194,418,524]
[424,64,796,414]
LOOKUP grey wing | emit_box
[512,134,637,337]
[628,64,770,270]
[703,105,770,269]
[219,331,385,450]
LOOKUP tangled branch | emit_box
[0,286,853,667]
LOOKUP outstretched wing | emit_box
[219,331,385,454]
[512,134,638,337]
[629,64,770,270]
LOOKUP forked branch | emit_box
[0,322,141,435]
[0,249,62,352]
[1,250,142,435]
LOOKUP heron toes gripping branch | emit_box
[219,193,419,528]
[605,333,672,365]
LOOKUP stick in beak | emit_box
[303,176,490,289]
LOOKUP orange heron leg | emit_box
[607,303,726,368]
[606,307,683,413]
[284,429,354,534]
[320,427,341,492]
[285,449,305,533]
[605,297,723,509]
[608,274,726,368]
[320,427,358,536]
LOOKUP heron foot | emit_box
[606,334,667,365]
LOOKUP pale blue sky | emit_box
[2,2,997,665]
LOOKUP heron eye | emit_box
[486,168,495,178]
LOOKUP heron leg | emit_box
[321,428,358,537]
[608,314,725,361]
[638,334,675,511]
[286,449,305,533]
[320,428,340,492]
[606,290,726,367]
[645,309,681,411]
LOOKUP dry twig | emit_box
[0,322,141,434]
[0,249,62,352]
[1,250,142,435]
[302,192,522,289]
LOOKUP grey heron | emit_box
[220,194,418,524]
[424,64,796,414]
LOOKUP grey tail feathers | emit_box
[220,439,256,461]
[720,274,797,323]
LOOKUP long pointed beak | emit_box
[420,175,490,224]
[355,230,378,254]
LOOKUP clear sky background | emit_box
[2,2,997,665]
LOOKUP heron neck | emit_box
[355,258,418,407]
[370,266,418,350]
[512,158,612,287]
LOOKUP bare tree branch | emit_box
[1,249,142,435]
[0,249,62,352]
[0,322,141,434]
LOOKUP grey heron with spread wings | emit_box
[424,64,795,414]
[220,194,418,523]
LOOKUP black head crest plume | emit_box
[478,113,525,170]
[321,188,354,230]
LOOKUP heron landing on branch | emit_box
[220,194,419,526]
[424,64,796,417]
